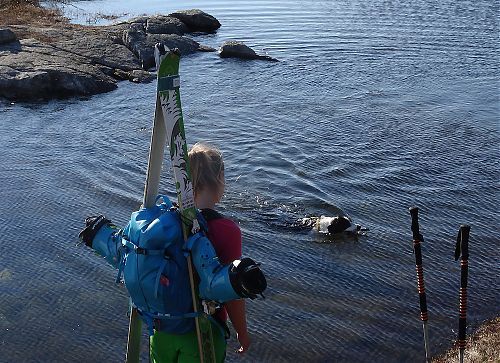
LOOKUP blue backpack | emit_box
[81,196,266,335]
[118,196,195,335]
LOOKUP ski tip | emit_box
[155,43,169,56]
[155,43,181,57]
[154,44,182,71]
[154,43,168,70]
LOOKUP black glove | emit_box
[229,257,267,299]
[78,215,111,248]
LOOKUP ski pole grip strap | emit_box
[157,76,180,91]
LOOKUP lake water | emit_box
[1,0,499,362]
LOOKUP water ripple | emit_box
[2,0,499,362]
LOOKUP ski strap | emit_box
[157,75,180,91]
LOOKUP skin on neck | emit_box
[194,189,219,209]
[194,171,225,210]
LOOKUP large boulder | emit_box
[0,39,118,101]
[123,26,214,69]
[219,41,278,62]
[0,28,17,45]
[146,16,188,35]
[58,27,142,71]
[122,25,151,68]
[0,65,117,101]
[169,9,221,33]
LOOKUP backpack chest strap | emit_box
[116,238,170,283]
[122,238,168,256]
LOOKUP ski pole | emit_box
[454,225,470,363]
[409,207,431,363]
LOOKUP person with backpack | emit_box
[188,142,252,355]
[79,142,266,363]
[151,142,254,362]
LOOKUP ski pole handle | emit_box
[409,207,428,322]
[457,225,470,351]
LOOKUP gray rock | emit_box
[122,27,158,69]
[0,28,17,45]
[219,41,278,62]
[113,68,130,80]
[59,28,142,71]
[105,22,131,34]
[113,68,154,83]
[0,30,142,101]
[129,22,146,32]
[130,69,155,83]
[0,38,119,101]
[146,16,188,35]
[123,26,214,70]
[219,41,257,59]
[169,9,221,33]
[122,27,149,65]
[125,16,150,25]
[148,33,207,55]
[0,10,220,102]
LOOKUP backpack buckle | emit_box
[202,300,219,315]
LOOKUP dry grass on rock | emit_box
[0,0,71,43]
[0,0,67,28]
[432,317,500,363]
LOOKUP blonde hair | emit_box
[188,142,225,196]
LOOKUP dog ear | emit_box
[327,216,354,234]
[339,216,352,230]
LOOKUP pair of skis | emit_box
[409,207,471,363]
[125,44,216,363]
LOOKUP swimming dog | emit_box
[301,215,368,235]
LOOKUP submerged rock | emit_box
[169,9,221,33]
[219,41,278,62]
[0,268,12,281]
[0,28,17,45]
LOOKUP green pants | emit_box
[150,323,226,363]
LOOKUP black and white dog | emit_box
[301,215,368,235]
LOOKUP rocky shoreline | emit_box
[0,7,277,102]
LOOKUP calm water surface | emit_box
[1,0,499,362]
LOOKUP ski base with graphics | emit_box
[125,43,217,363]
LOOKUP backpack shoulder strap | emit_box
[197,209,223,234]
[200,208,224,221]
